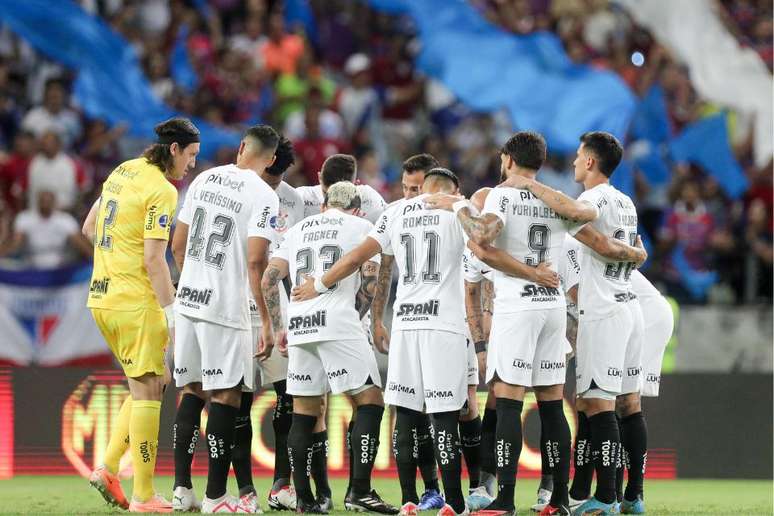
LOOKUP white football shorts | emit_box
[384,329,468,414]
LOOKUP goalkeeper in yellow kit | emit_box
[85,118,200,513]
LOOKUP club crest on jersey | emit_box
[89,277,110,297]
[288,310,327,332]
[387,381,416,395]
[396,299,440,320]
[520,284,560,300]
[270,212,288,232]
[178,287,213,307]
[205,173,245,192]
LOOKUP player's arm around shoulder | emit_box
[505,174,598,224]
[573,224,648,265]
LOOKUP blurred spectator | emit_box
[261,13,305,75]
[337,53,382,138]
[354,145,388,196]
[145,52,174,102]
[284,87,344,141]
[0,190,91,268]
[0,130,35,211]
[274,53,336,124]
[20,79,81,149]
[229,13,267,68]
[659,180,716,272]
[294,106,348,184]
[27,130,85,212]
[744,198,773,301]
[80,120,127,186]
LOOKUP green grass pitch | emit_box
[0,476,771,515]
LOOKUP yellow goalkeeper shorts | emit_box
[90,307,169,378]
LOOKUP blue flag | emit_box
[367,0,636,153]
[0,0,239,159]
[670,113,748,199]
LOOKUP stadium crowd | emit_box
[0,0,769,304]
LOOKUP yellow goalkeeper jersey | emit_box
[87,158,177,311]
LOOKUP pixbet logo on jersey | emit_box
[396,299,440,318]
[205,173,245,192]
[178,287,213,307]
[288,310,327,331]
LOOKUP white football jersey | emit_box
[296,183,387,223]
[462,248,492,284]
[368,194,466,335]
[176,164,279,329]
[569,183,639,320]
[250,180,305,326]
[630,270,661,300]
[275,209,378,345]
[271,181,305,249]
[560,234,581,294]
[482,186,576,313]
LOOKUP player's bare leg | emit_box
[345,385,398,515]
[172,382,206,512]
[534,385,571,515]
[289,395,327,513]
[126,373,173,513]
[616,393,646,514]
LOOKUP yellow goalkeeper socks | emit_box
[104,395,132,474]
[129,399,162,502]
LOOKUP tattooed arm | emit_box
[573,225,647,265]
[465,280,485,344]
[261,257,290,335]
[356,260,380,320]
[481,277,494,338]
[371,254,394,353]
[503,175,598,224]
[457,208,504,246]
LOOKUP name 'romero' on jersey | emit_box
[276,210,378,345]
[482,186,578,313]
[175,164,279,329]
[368,194,466,335]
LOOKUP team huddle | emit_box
[84,117,674,516]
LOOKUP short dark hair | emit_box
[402,153,440,175]
[501,131,546,171]
[142,117,200,173]
[320,154,357,186]
[266,134,295,176]
[245,124,280,154]
[424,167,459,188]
[579,131,623,177]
